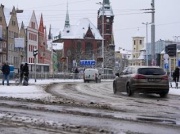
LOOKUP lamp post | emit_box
[142,22,151,66]
[97,2,104,71]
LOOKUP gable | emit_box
[28,11,38,30]
[8,7,19,32]
[84,26,95,39]
[38,14,44,34]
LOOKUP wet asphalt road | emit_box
[0,81,180,134]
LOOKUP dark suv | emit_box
[113,66,169,97]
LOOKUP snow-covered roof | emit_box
[98,4,114,17]
[128,54,133,60]
[47,40,63,50]
[119,48,131,55]
[61,18,103,40]
[138,51,145,60]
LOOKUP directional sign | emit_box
[80,60,96,66]
[164,63,169,69]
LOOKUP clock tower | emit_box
[97,0,115,69]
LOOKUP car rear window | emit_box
[138,68,166,75]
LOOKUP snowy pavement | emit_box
[0,79,180,100]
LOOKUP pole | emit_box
[151,0,155,66]
[34,55,37,82]
[67,56,68,72]
[102,3,104,71]
[142,22,151,66]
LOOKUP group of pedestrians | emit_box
[1,62,29,86]
[19,63,29,85]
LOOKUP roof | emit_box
[47,40,63,50]
[61,18,103,40]
[138,51,145,59]
[98,4,114,17]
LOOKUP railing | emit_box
[0,72,115,80]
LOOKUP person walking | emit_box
[173,66,179,88]
[22,63,29,85]
[1,62,10,86]
[74,68,79,79]
[19,64,24,84]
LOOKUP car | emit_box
[113,66,169,97]
[83,68,101,83]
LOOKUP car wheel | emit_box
[113,82,117,94]
[126,83,133,96]
[159,92,168,98]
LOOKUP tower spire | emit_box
[48,24,52,40]
[64,1,70,28]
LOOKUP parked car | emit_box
[113,66,169,97]
[83,68,101,83]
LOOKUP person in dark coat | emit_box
[74,68,79,79]
[19,64,24,84]
[1,62,10,86]
[23,63,29,77]
[173,66,179,88]
[22,63,29,85]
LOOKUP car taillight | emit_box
[162,75,168,80]
[133,74,146,79]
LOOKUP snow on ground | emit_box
[0,79,180,100]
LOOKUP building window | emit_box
[85,42,93,59]
[12,20,16,26]
[31,22,35,29]
[134,40,136,45]
[140,40,142,44]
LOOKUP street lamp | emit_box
[97,2,104,71]
[142,22,151,66]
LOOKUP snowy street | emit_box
[0,79,180,134]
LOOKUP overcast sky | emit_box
[1,0,180,51]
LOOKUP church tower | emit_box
[97,0,115,69]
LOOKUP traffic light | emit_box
[165,44,176,57]
[61,57,66,62]
[33,49,38,57]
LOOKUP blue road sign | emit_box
[80,60,96,66]
[178,60,180,67]
[164,63,169,69]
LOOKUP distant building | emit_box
[128,29,145,66]
[53,0,115,71]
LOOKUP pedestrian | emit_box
[19,64,24,84]
[74,67,79,79]
[173,66,179,88]
[22,63,29,85]
[1,62,10,86]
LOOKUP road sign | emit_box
[80,60,96,66]
[163,54,169,60]
[164,63,169,69]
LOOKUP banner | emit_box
[15,38,24,48]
